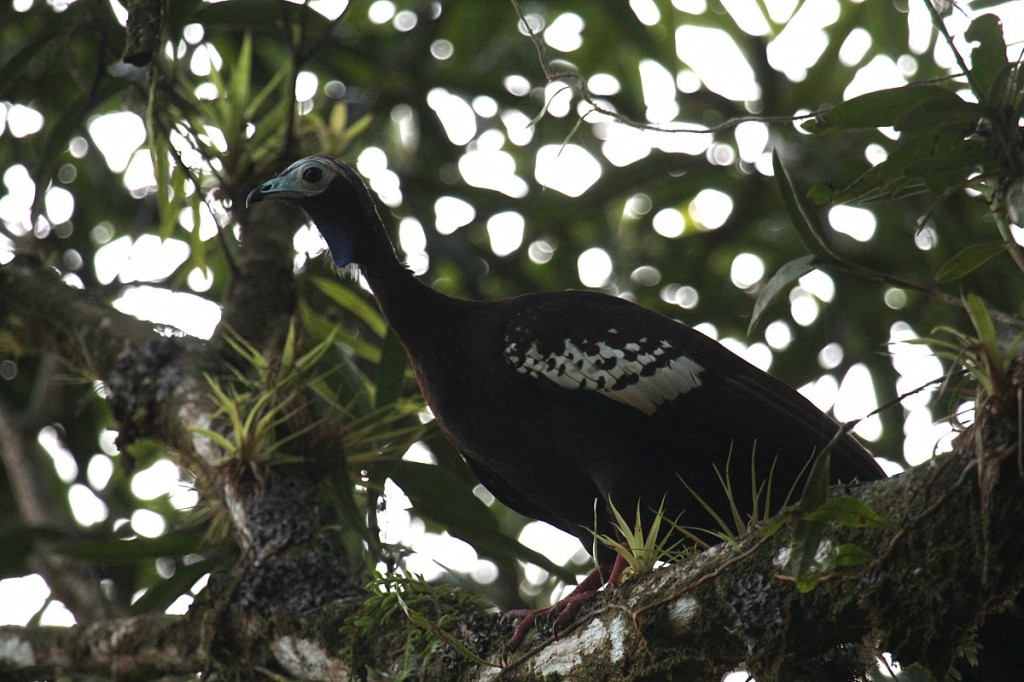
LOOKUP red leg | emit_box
[606,552,629,587]
[505,561,615,650]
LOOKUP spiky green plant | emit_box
[918,294,1023,402]
[194,320,338,469]
[191,318,427,555]
[592,446,799,578]
[594,498,689,579]
[669,444,801,549]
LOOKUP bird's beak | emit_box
[245,184,267,208]
[245,175,303,208]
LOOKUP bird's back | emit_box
[408,288,884,552]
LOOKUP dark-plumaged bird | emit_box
[247,156,885,646]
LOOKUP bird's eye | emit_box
[302,166,324,183]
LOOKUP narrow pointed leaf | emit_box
[0,526,66,578]
[966,293,1001,373]
[802,85,975,135]
[790,449,832,580]
[57,531,206,563]
[229,33,253,109]
[281,317,298,369]
[812,127,989,205]
[130,557,221,615]
[965,14,1009,104]
[803,497,890,529]
[313,277,388,337]
[0,29,61,98]
[245,60,291,120]
[749,255,817,335]
[935,241,1007,283]
[773,150,833,259]
[188,196,208,273]
[389,461,575,582]
[374,329,408,408]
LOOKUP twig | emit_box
[922,0,983,98]
[506,0,815,137]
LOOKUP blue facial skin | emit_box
[320,218,354,267]
[246,180,354,267]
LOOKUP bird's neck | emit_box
[359,251,463,349]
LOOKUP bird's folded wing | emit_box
[501,292,717,416]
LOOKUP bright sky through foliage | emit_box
[4,0,1024,632]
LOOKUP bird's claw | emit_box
[502,589,599,652]
[504,607,544,652]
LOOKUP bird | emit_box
[246,155,885,648]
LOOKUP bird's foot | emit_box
[503,588,599,651]
[503,552,630,647]
[502,554,629,652]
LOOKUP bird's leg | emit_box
[547,552,630,630]
[605,552,629,587]
[505,554,629,650]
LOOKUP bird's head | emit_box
[246,156,388,268]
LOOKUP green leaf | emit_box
[31,101,90,217]
[229,33,253,113]
[123,439,166,469]
[0,26,61,98]
[799,450,832,516]
[935,241,1007,283]
[195,0,331,33]
[893,96,980,138]
[794,572,820,594]
[965,13,1009,104]
[966,293,1002,374]
[313,277,388,337]
[807,184,838,206]
[281,317,298,369]
[790,449,832,581]
[247,95,292,153]
[801,84,986,206]
[829,543,874,569]
[375,330,408,408]
[130,557,221,615]
[815,127,990,204]
[0,526,67,578]
[57,531,207,563]
[245,59,291,121]
[187,195,208,274]
[299,301,381,364]
[803,85,975,136]
[293,326,338,373]
[803,497,890,529]
[388,461,576,582]
[748,255,817,335]
[772,151,833,259]
[193,426,236,453]
[153,143,182,240]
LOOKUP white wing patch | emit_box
[505,331,704,415]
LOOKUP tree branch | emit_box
[495,433,1022,680]
[4,390,1020,681]
[0,614,203,682]
[0,256,159,379]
